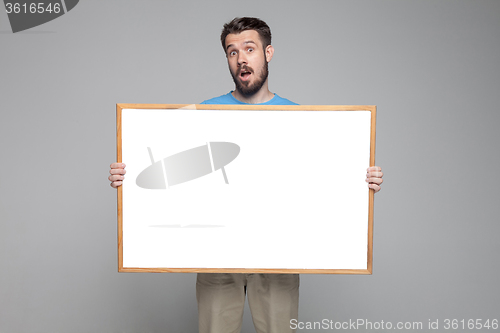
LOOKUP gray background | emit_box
[1,0,499,332]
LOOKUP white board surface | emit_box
[120,106,374,272]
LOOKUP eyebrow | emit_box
[226,40,257,51]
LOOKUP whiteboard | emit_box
[117,104,376,274]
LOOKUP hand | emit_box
[366,166,383,193]
[109,163,126,188]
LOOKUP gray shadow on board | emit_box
[136,142,240,188]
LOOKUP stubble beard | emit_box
[231,61,269,97]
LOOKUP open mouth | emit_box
[239,69,252,81]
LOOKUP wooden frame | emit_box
[117,104,376,274]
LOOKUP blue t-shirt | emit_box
[201,91,298,105]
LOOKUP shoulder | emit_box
[268,94,299,105]
[200,92,240,105]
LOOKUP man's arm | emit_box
[109,163,126,188]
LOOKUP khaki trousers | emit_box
[196,273,299,333]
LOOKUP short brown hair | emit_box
[220,17,272,52]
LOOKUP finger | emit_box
[368,183,381,192]
[110,168,126,175]
[110,181,123,188]
[108,175,125,182]
[366,171,383,178]
[110,163,126,169]
[366,177,383,185]
[367,166,381,172]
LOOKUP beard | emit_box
[230,61,269,97]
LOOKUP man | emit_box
[109,17,383,333]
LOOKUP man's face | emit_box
[225,30,272,97]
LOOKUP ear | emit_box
[265,45,274,63]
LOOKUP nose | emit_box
[237,52,247,66]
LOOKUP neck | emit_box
[232,80,274,104]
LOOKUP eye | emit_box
[229,51,237,56]
[248,47,254,52]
